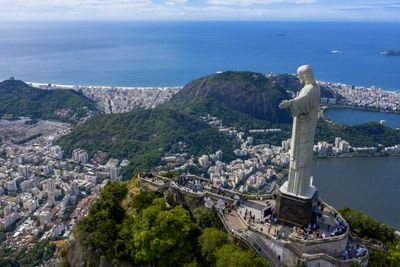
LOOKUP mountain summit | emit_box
[167,71,292,123]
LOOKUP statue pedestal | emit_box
[275,182,318,226]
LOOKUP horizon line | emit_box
[1,19,400,23]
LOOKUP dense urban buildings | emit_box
[0,120,126,254]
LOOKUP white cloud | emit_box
[7,0,152,6]
[166,0,188,5]
[208,0,317,6]
[0,0,399,21]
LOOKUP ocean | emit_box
[0,21,399,89]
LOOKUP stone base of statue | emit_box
[275,181,318,226]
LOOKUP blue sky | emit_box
[2,0,400,21]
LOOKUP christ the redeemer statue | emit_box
[279,65,320,197]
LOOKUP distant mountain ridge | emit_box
[0,79,97,122]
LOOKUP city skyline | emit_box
[1,0,400,22]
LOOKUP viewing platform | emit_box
[138,173,369,267]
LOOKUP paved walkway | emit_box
[223,210,247,231]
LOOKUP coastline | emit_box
[321,104,400,115]
[28,81,183,91]
[314,152,400,160]
[26,79,399,93]
[17,78,400,128]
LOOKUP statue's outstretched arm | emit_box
[289,88,317,116]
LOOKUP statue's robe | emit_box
[287,83,320,196]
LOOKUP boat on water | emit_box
[381,49,400,56]
[331,50,343,54]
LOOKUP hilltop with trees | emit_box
[60,180,269,267]
[0,79,97,123]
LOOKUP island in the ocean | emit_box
[381,49,400,56]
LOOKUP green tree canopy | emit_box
[193,207,221,229]
[198,227,230,264]
[72,181,272,267]
[339,207,396,243]
[215,244,269,267]
[130,199,200,266]
[76,182,127,259]
[130,191,156,212]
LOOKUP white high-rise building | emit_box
[20,180,33,192]
[335,137,342,149]
[3,205,12,217]
[317,141,327,153]
[5,180,17,192]
[71,181,80,196]
[247,136,254,145]
[110,166,119,181]
[339,141,350,153]
[198,155,210,168]
[18,165,29,177]
[72,149,88,164]
[23,199,38,212]
[46,179,56,194]
[43,165,53,175]
[281,139,291,152]
[47,195,56,207]
[0,212,19,230]
[49,145,63,159]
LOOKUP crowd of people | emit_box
[175,175,205,193]
[342,244,367,260]
[244,209,256,224]
[290,224,328,240]
[331,214,348,236]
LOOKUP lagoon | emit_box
[312,156,400,230]
[325,108,400,128]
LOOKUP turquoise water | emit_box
[325,108,400,128]
[0,22,399,89]
[312,157,400,229]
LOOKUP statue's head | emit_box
[297,65,316,85]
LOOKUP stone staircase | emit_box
[244,231,286,267]
[286,241,303,257]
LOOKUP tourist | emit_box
[342,250,348,260]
